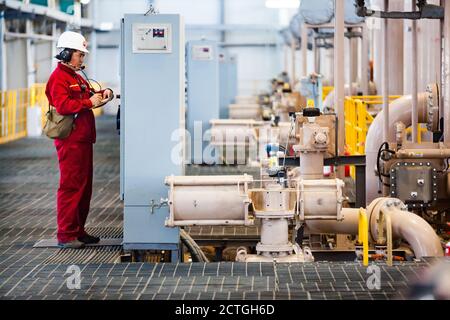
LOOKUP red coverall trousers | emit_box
[55,140,93,242]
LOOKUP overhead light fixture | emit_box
[99,22,114,31]
[265,0,300,9]
[80,0,91,5]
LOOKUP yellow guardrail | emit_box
[344,97,374,156]
[0,83,104,144]
[323,86,334,101]
[30,83,51,129]
[0,89,30,144]
[344,95,427,179]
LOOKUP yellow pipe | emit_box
[358,208,369,267]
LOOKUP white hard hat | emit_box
[57,31,89,53]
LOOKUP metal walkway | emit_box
[0,115,439,300]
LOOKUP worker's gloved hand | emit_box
[103,88,114,101]
[90,93,103,107]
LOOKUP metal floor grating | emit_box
[0,115,442,300]
[0,260,437,300]
[40,246,122,265]
[84,227,123,239]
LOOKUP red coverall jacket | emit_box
[45,62,104,243]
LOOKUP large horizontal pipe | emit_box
[323,82,377,110]
[165,175,252,227]
[365,93,429,203]
[169,220,248,226]
[396,148,450,159]
[165,175,252,186]
[306,198,443,259]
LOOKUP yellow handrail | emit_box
[0,83,105,144]
[323,86,334,101]
[0,90,27,144]
[344,95,429,179]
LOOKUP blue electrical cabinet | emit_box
[186,40,219,164]
[120,14,185,260]
[219,50,238,119]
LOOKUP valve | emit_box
[150,198,169,214]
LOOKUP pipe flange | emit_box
[366,197,404,242]
[426,83,440,132]
[256,243,294,253]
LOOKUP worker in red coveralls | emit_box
[45,31,113,249]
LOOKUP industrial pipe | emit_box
[334,0,345,159]
[306,198,444,259]
[165,175,253,227]
[361,25,369,95]
[395,147,450,159]
[323,82,377,110]
[291,39,297,88]
[365,93,429,203]
[366,198,443,258]
[382,0,389,143]
[302,24,308,77]
[412,2,419,143]
[355,0,444,20]
[444,1,450,143]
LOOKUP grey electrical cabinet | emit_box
[120,14,185,261]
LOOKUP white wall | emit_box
[5,39,27,89]
[222,0,282,95]
[93,0,295,97]
[35,41,53,84]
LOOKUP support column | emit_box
[291,39,296,88]
[26,20,36,87]
[411,2,419,143]
[334,0,345,157]
[440,0,444,131]
[314,37,320,74]
[88,30,97,79]
[361,25,369,95]
[348,32,354,90]
[382,0,389,143]
[219,0,225,43]
[0,10,6,90]
[51,23,59,70]
[302,24,308,77]
[284,45,288,74]
[87,1,98,79]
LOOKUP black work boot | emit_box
[58,239,85,249]
[78,234,100,244]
